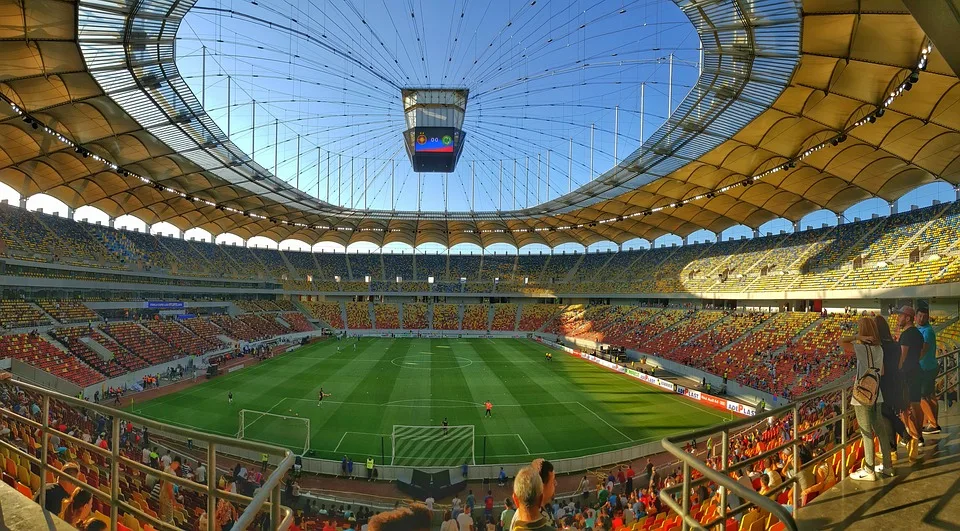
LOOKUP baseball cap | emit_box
[893,305,915,317]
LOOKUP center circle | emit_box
[390,354,473,369]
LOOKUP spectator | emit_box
[875,315,908,461]
[466,489,475,512]
[510,465,554,530]
[896,306,924,460]
[458,505,475,531]
[842,316,893,480]
[424,495,434,511]
[498,467,507,487]
[368,503,431,531]
[160,456,182,523]
[500,498,516,530]
[59,488,93,527]
[440,510,458,531]
[916,308,941,434]
[35,462,78,513]
[82,518,108,531]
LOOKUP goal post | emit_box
[238,409,311,456]
[391,424,475,467]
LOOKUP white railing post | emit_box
[111,416,121,531]
[208,442,217,531]
[39,394,50,511]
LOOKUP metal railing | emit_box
[0,378,295,531]
[658,347,959,531]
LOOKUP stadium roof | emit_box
[1,0,958,248]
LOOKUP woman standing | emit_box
[840,316,893,480]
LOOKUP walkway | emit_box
[796,400,959,530]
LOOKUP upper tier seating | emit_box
[402,303,428,329]
[514,254,549,282]
[284,250,318,280]
[301,301,344,328]
[249,248,290,280]
[637,310,727,357]
[382,254,414,281]
[373,304,399,329]
[0,333,105,386]
[0,300,49,329]
[349,253,383,281]
[144,319,220,356]
[479,254,515,280]
[36,300,99,324]
[414,254,447,281]
[448,255,481,281]
[101,322,180,365]
[314,252,350,280]
[345,302,372,329]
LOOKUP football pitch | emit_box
[130,338,734,466]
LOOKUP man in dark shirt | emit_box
[35,462,78,513]
[897,306,924,456]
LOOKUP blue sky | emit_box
[174,0,702,213]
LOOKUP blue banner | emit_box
[146,301,185,310]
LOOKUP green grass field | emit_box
[130,338,734,466]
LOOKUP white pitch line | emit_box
[516,434,530,454]
[576,401,633,442]
[333,432,348,453]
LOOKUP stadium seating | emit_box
[401,303,428,329]
[939,319,960,351]
[669,312,772,367]
[310,252,347,281]
[0,300,50,329]
[433,303,459,330]
[301,301,344,328]
[283,250,318,280]
[143,319,220,356]
[280,312,312,332]
[447,255,481,281]
[414,254,446,281]
[637,310,727,356]
[348,253,383,281]
[49,326,135,377]
[479,254,515,280]
[0,333,105,386]
[0,204,59,261]
[101,322,180,365]
[514,254,549,282]
[181,317,227,343]
[345,302,372,329]
[372,304,399,329]
[517,304,562,331]
[612,309,691,350]
[36,300,99,324]
[249,248,290,280]
[594,307,661,344]
[461,304,488,330]
[489,304,517,331]
[382,253,414,281]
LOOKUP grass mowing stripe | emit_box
[133,338,728,463]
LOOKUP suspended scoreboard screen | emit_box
[407,127,465,173]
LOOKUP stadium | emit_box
[0,0,958,530]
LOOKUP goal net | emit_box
[238,409,311,456]
[391,424,475,467]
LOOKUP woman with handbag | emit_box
[840,316,894,481]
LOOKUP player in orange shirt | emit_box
[484,400,493,418]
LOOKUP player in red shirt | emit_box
[484,400,493,418]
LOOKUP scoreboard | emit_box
[405,126,465,172]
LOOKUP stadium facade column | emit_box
[956,186,960,201]
[67,207,75,220]
[889,201,897,215]
[18,197,27,209]
[108,217,115,228]
[753,228,759,238]
[837,213,844,225]
[793,220,800,232]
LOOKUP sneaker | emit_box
[918,437,926,448]
[921,425,942,435]
[850,467,877,481]
[874,465,895,477]
[898,438,909,448]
